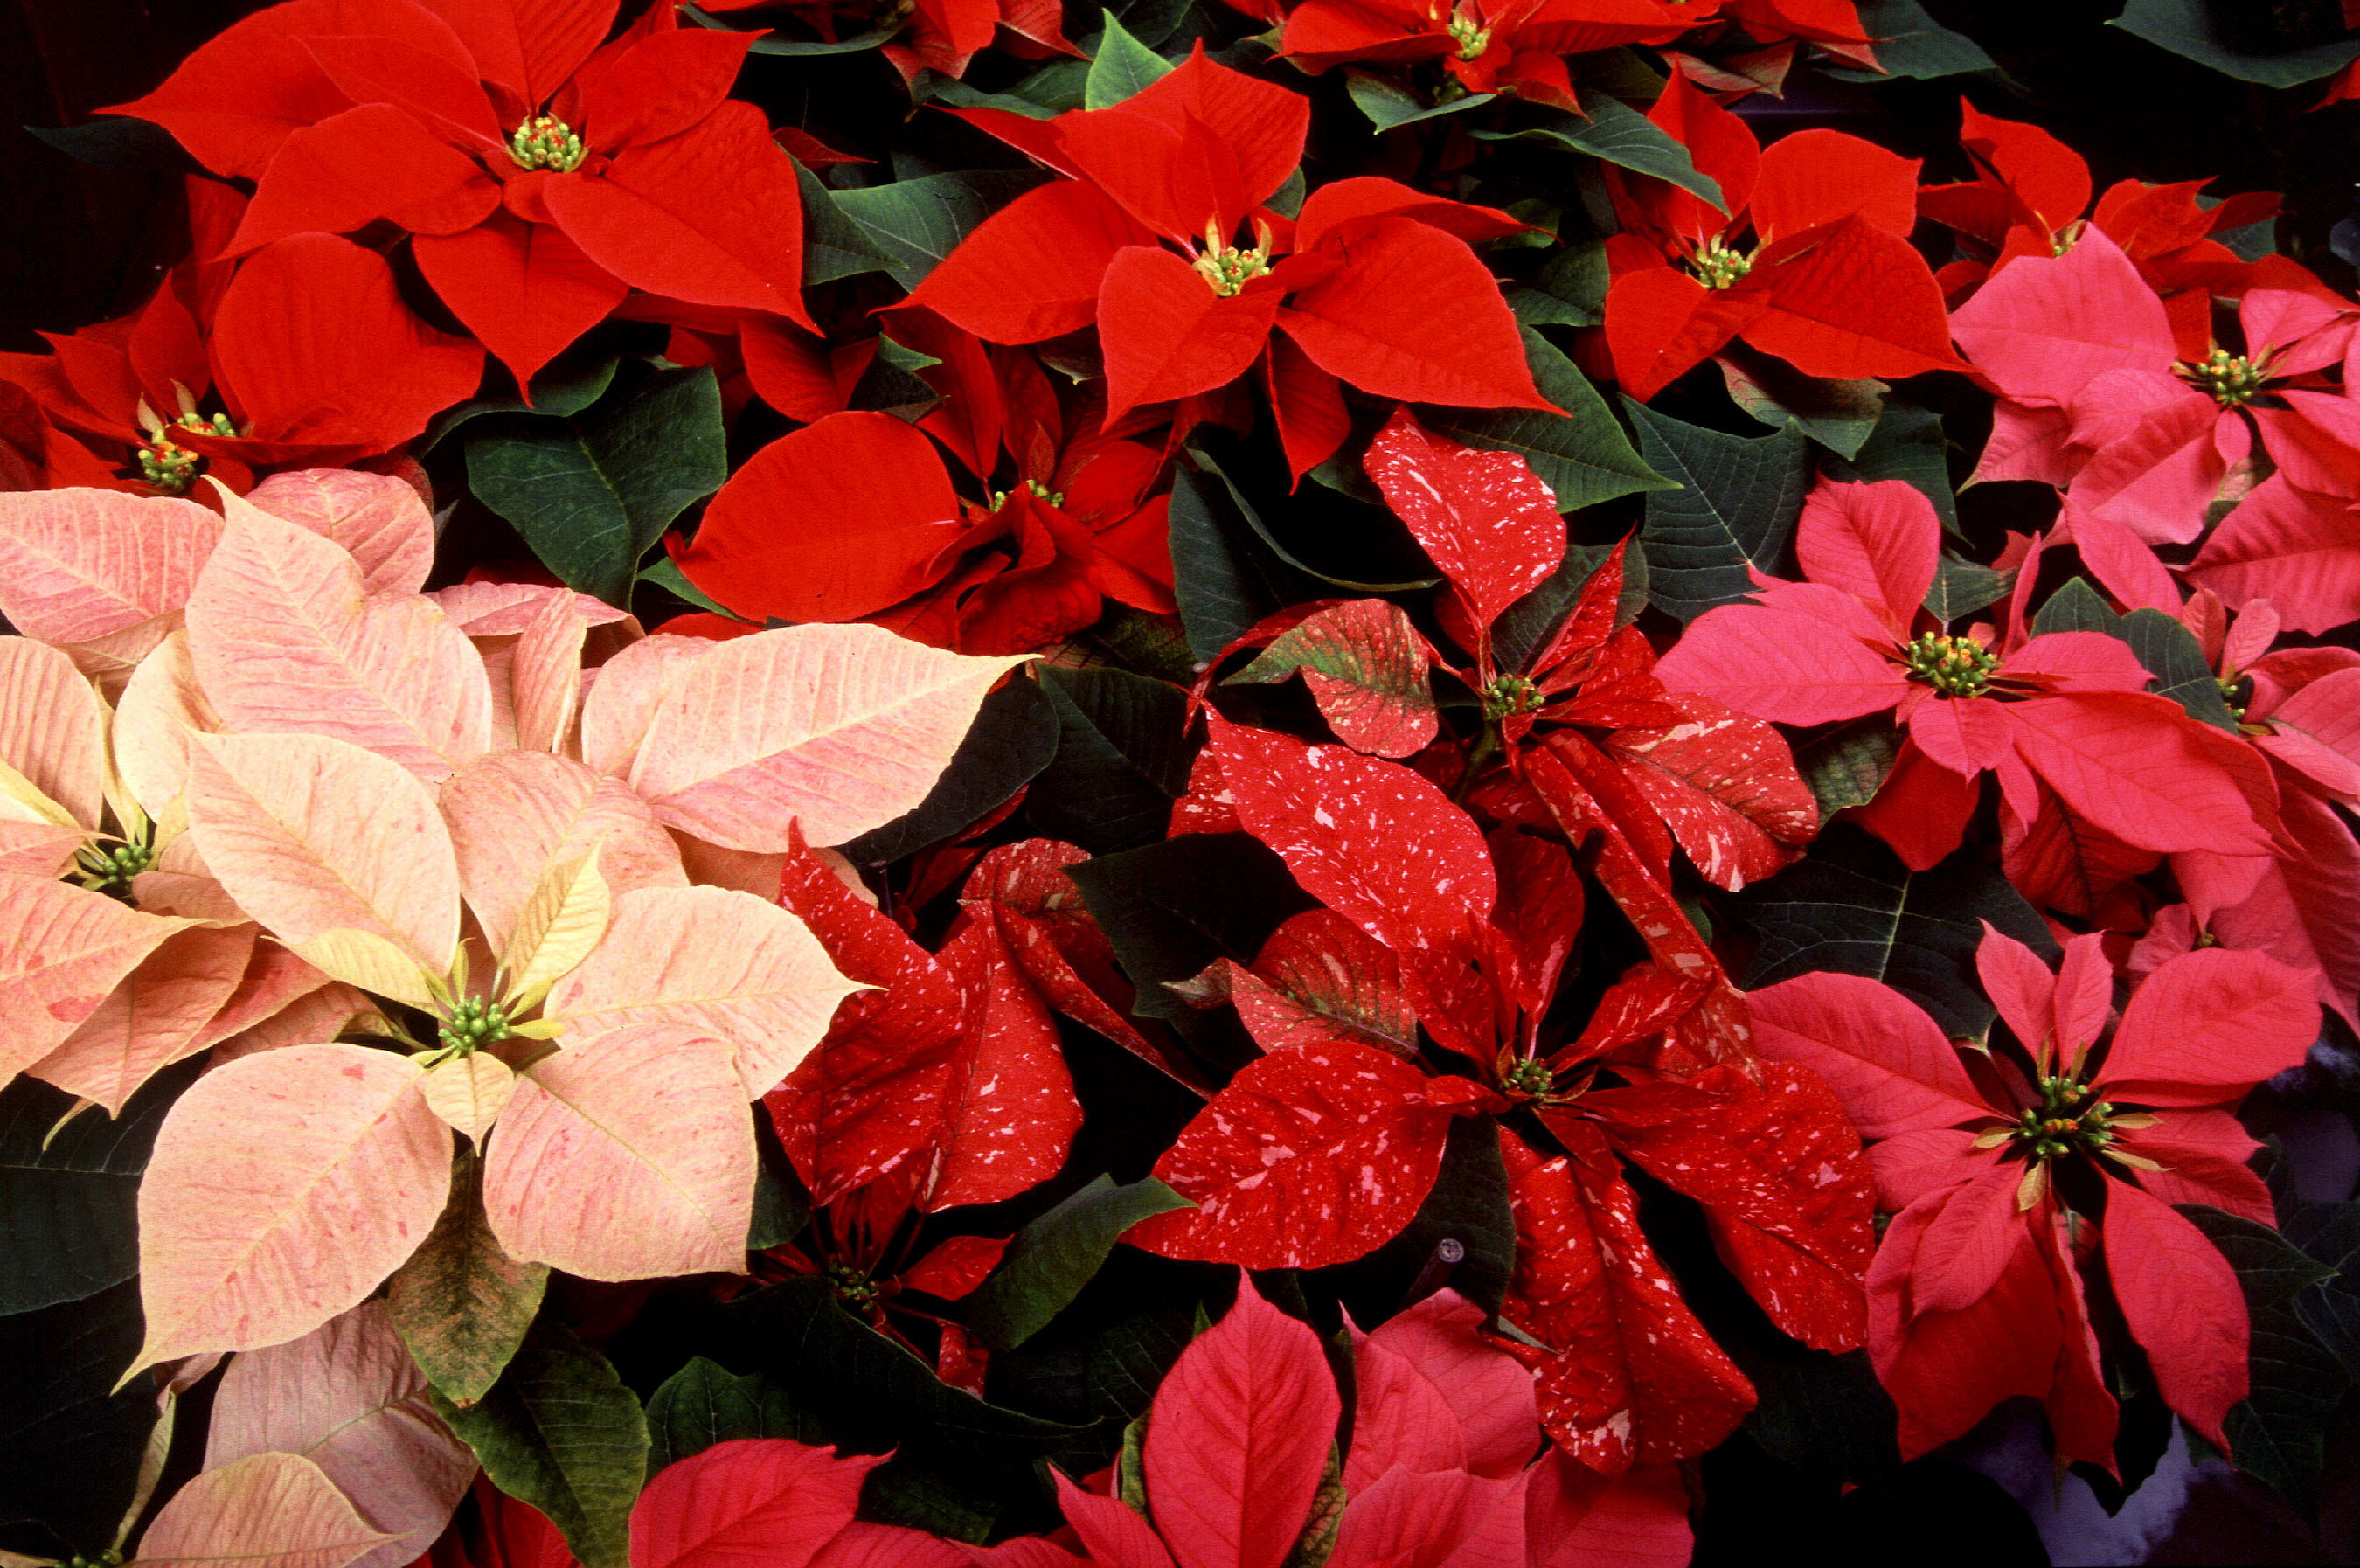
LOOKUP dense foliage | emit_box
[3,0,2360,1562]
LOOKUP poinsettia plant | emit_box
[4,0,2360,1561]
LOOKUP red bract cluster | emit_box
[4,0,2360,1563]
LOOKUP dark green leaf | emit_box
[2225,1300,2347,1514]
[643,1357,816,1475]
[797,161,899,285]
[0,1280,155,1555]
[1718,349,1886,461]
[1821,0,2003,80]
[841,675,1059,862]
[2030,576,2121,638]
[1491,537,1647,676]
[465,366,727,606]
[1475,92,1725,210]
[636,555,750,623]
[385,1151,550,1410]
[1506,242,1608,330]
[1066,834,1311,1031]
[746,1107,809,1252]
[2294,1280,2360,1381]
[1346,72,1495,132]
[1332,1114,1517,1315]
[1030,666,1194,854]
[25,116,196,170]
[1794,718,1906,824]
[680,4,899,53]
[423,353,621,451]
[1625,399,1811,621]
[1821,399,1958,534]
[430,1322,649,1568]
[1923,555,2014,624]
[1086,12,1174,108]
[2177,1205,2339,1311]
[1086,1302,1197,1422]
[0,1057,197,1315]
[1096,0,1192,48]
[970,1176,1196,1353]
[2112,0,2360,87]
[832,172,1052,290]
[1735,823,2057,1037]
[1185,447,1440,594]
[1739,1348,1903,1486]
[2122,607,2239,729]
[1424,328,1669,511]
[1168,462,1315,665]
[864,1466,1001,1543]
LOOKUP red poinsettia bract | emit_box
[1277,0,1692,109]
[1753,925,2322,1465]
[904,48,1552,471]
[112,0,811,387]
[1600,71,1967,399]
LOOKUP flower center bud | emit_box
[510,114,586,173]
[1904,632,1999,697]
[825,1260,879,1309]
[990,477,1065,510]
[1192,218,1274,297]
[2010,1074,2117,1162]
[1482,673,1544,722]
[74,836,154,899]
[137,436,200,493]
[2183,347,2266,408]
[1686,234,1754,291]
[1444,4,1492,59]
[439,996,513,1054]
[1499,1056,1553,1099]
[2218,675,2249,723]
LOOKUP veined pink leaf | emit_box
[542,885,862,1098]
[1327,1467,1524,1568]
[428,579,636,639]
[1947,229,2174,406]
[579,633,712,778]
[114,629,223,819]
[2004,694,2274,856]
[137,1452,392,1568]
[440,751,684,958]
[184,732,461,973]
[209,980,384,1065]
[630,1439,883,1568]
[627,625,1029,850]
[1362,406,1565,634]
[241,469,436,597]
[184,506,493,781]
[1346,1289,1539,1488]
[1746,970,1988,1138]
[0,487,221,657]
[26,921,255,1114]
[205,1300,476,1568]
[1793,480,1939,636]
[482,1022,754,1280]
[511,592,588,755]
[0,820,91,879]
[0,637,108,829]
[135,1044,451,1368]
[2100,946,2321,1104]
[0,877,194,1085]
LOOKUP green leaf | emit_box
[1066,834,1310,1037]
[2122,607,2239,730]
[746,1107,809,1252]
[423,352,621,451]
[0,1057,197,1315]
[2112,0,2360,87]
[832,171,1052,290]
[1923,555,2014,624]
[636,554,751,623]
[863,1466,1001,1543]
[1167,463,1314,665]
[2227,1299,2346,1515]
[1794,718,1906,824]
[464,366,727,606]
[2030,576,2121,638]
[841,675,1059,863]
[386,1151,550,1409]
[1734,823,2058,1037]
[797,160,899,285]
[969,1176,1196,1353]
[1475,90,1725,210]
[1281,1445,1347,1568]
[643,1357,816,1475]
[1423,327,1670,511]
[1819,398,1959,534]
[1821,0,2002,80]
[1624,399,1811,621]
[2178,1205,2340,1311]
[25,116,193,171]
[1086,1302,1197,1422]
[1086,12,1174,108]
[1506,241,1608,330]
[1185,447,1440,594]
[1031,666,1195,854]
[430,1322,649,1568]
[0,1280,156,1557]
[1717,348,1886,461]
[680,3,898,53]
[1491,538,1648,676]
[1330,1113,1517,1315]
[1346,71,1496,132]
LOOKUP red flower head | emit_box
[109,0,811,389]
[1655,475,2280,872]
[903,47,1555,475]
[1600,71,1968,399]
[0,180,482,497]
[1277,0,1692,109]
[697,0,1079,85]
[1753,925,2322,1464]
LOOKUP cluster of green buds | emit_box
[137,437,200,492]
[2183,346,2269,409]
[73,836,155,898]
[825,1260,880,1310]
[990,477,1065,510]
[509,114,586,173]
[1440,1,1492,59]
[135,390,241,493]
[1498,1054,1555,1100]
[437,994,514,1056]
[2009,1074,2119,1162]
[1686,234,1754,291]
[1191,217,1276,297]
[65,1552,126,1568]
[1482,672,1544,722]
[1903,631,2000,697]
[2218,675,2250,723]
